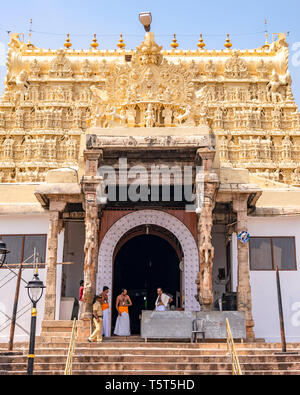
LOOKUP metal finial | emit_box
[224,34,232,49]
[91,34,99,49]
[117,34,125,49]
[64,33,72,49]
[197,34,206,50]
[171,34,179,49]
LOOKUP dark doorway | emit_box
[112,234,180,335]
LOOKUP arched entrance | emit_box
[113,229,181,334]
[97,210,199,336]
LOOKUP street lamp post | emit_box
[25,269,45,375]
[139,12,152,32]
[0,241,10,268]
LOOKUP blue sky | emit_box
[1,0,300,104]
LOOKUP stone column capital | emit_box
[196,147,216,172]
[232,194,249,212]
[82,175,107,208]
[49,199,67,213]
[82,175,103,186]
[84,150,102,176]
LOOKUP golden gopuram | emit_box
[0,31,299,185]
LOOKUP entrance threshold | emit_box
[103,336,193,343]
[103,336,143,343]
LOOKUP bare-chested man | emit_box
[114,289,132,336]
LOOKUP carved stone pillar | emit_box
[233,195,255,339]
[82,193,99,318]
[77,178,102,340]
[44,200,66,320]
[195,148,218,311]
[77,149,105,340]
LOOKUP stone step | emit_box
[2,354,300,364]
[10,349,299,358]
[38,338,71,344]
[2,361,300,372]
[6,350,300,359]
[1,341,300,376]
[41,320,73,333]
[2,341,299,349]
[3,369,300,375]
[0,369,230,375]
[39,332,74,337]
[1,346,299,357]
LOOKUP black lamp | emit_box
[25,271,45,305]
[0,241,10,268]
[139,12,152,32]
[25,269,45,375]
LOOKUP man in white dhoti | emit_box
[155,287,173,311]
[114,289,132,336]
[100,286,110,337]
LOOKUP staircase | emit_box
[1,340,300,375]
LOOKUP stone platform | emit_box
[141,311,246,340]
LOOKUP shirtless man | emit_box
[114,289,132,336]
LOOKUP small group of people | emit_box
[86,287,132,343]
[79,281,172,343]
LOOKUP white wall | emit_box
[62,221,85,299]
[212,225,227,306]
[0,214,64,342]
[233,216,300,343]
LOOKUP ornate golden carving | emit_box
[0,31,298,186]
[49,50,73,78]
[224,51,248,79]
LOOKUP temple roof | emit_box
[0,31,299,190]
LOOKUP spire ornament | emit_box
[64,34,72,49]
[27,18,34,49]
[171,34,179,49]
[91,34,99,49]
[262,19,270,49]
[197,34,206,50]
[224,34,232,49]
[117,34,125,50]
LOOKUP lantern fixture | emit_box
[0,241,10,268]
[139,12,152,32]
[25,271,45,305]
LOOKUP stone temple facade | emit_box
[0,30,300,343]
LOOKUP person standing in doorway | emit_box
[78,280,84,319]
[101,286,110,337]
[114,289,132,336]
[154,287,173,311]
[88,295,103,343]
